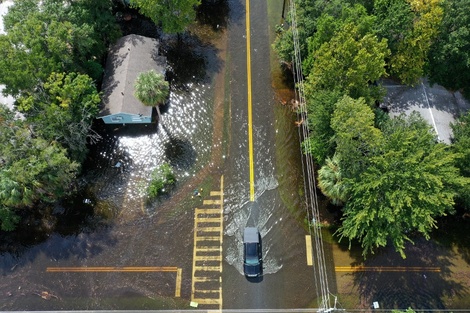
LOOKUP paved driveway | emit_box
[383,78,470,144]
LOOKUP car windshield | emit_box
[245,243,259,264]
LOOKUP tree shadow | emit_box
[431,209,470,266]
[114,6,161,39]
[161,32,223,91]
[196,0,230,31]
[163,136,197,171]
[383,78,468,118]
[346,237,467,310]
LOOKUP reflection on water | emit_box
[0,18,223,309]
[84,73,214,220]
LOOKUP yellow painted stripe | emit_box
[197,217,222,223]
[175,268,182,297]
[203,199,222,205]
[191,176,224,310]
[305,235,313,266]
[246,0,255,202]
[193,277,219,282]
[194,255,223,261]
[191,298,222,305]
[195,208,221,214]
[46,267,178,272]
[335,266,441,272]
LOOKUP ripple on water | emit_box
[85,81,214,221]
[224,173,283,276]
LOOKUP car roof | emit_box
[243,227,259,243]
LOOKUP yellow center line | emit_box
[46,266,179,272]
[246,0,255,202]
[335,266,441,272]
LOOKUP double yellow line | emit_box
[335,266,441,272]
[246,0,255,202]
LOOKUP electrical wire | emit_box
[288,0,334,311]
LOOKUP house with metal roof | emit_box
[98,34,167,124]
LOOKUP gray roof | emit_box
[99,34,166,117]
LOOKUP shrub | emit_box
[147,163,176,200]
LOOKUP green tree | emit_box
[147,163,176,200]
[317,154,348,206]
[134,70,170,121]
[451,111,470,209]
[427,0,470,95]
[373,0,414,56]
[303,4,376,76]
[306,23,390,102]
[302,89,341,165]
[0,105,79,231]
[0,0,120,96]
[130,0,201,34]
[389,0,443,85]
[330,96,383,177]
[273,0,348,66]
[17,72,101,163]
[338,112,467,258]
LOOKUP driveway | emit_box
[383,78,470,144]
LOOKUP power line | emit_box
[288,0,334,312]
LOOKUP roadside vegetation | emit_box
[273,0,470,258]
[0,0,199,231]
[146,163,176,201]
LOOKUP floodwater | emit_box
[1,0,469,311]
[0,4,225,310]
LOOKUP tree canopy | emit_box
[130,0,201,34]
[330,96,383,177]
[326,101,467,257]
[389,0,444,85]
[274,0,468,91]
[306,23,389,103]
[134,70,170,107]
[451,111,470,210]
[427,0,470,95]
[0,0,120,96]
[0,105,79,231]
[302,89,341,165]
[302,3,377,76]
[17,72,101,163]
[0,0,120,230]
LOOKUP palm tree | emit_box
[318,153,348,206]
[134,70,170,122]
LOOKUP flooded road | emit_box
[1,0,469,311]
[221,0,319,309]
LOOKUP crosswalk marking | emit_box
[191,176,224,310]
